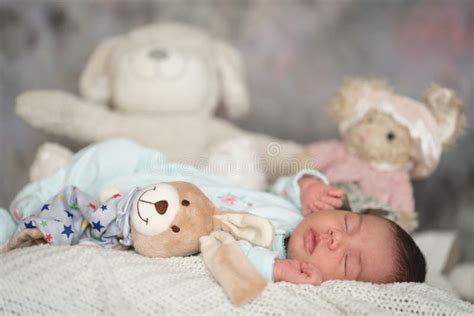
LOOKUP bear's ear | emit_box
[79,35,123,106]
[422,83,466,148]
[328,78,392,123]
[215,41,250,118]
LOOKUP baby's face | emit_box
[288,210,396,283]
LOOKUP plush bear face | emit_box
[344,111,415,169]
[131,181,216,257]
[329,79,465,177]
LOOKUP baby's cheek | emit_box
[307,251,343,281]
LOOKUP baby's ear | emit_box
[422,83,466,148]
[328,78,392,123]
[212,210,274,248]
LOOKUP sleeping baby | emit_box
[273,177,426,285]
[0,138,426,286]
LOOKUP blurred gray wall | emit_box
[0,0,473,260]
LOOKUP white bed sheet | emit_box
[0,245,473,315]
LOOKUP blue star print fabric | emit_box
[15,185,136,247]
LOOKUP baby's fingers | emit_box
[328,189,344,198]
[321,196,342,209]
[305,265,323,283]
[302,203,314,216]
[313,201,333,211]
[301,266,323,285]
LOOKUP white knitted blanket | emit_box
[1,245,473,315]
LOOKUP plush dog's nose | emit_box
[155,200,168,214]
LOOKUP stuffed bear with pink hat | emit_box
[304,78,465,232]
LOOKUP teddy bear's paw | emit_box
[29,142,73,181]
[16,90,79,133]
[206,137,267,190]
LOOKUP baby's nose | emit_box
[323,229,343,250]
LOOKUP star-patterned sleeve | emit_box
[270,168,329,209]
[13,185,132,247]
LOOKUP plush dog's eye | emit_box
[181,200,190,206]
[149,48,168,60]
[386,131,396,141]
[171,225,180,233]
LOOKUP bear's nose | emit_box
[155,200,168,214]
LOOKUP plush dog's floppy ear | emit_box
[212,210,274,248]
[215,41,250,118]
[79,36,123,105]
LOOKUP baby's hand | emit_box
[299,177,343,216]
[273,259,323,285]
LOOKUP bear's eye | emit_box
[386,131,396,141]
[149,48,169,60]
[181,200,190,206]
[171,225,180,233]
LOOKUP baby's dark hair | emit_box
[385,218,426,283]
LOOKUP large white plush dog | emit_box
[16,23,305,187]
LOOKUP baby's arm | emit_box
[237,240,278,282]
[237,241,322,285]
[273,259,322,285]
[270,169,343,216]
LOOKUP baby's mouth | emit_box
[304,229,318,254]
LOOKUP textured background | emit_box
[0,0,473,260]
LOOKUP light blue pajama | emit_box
[1,138,328,282]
